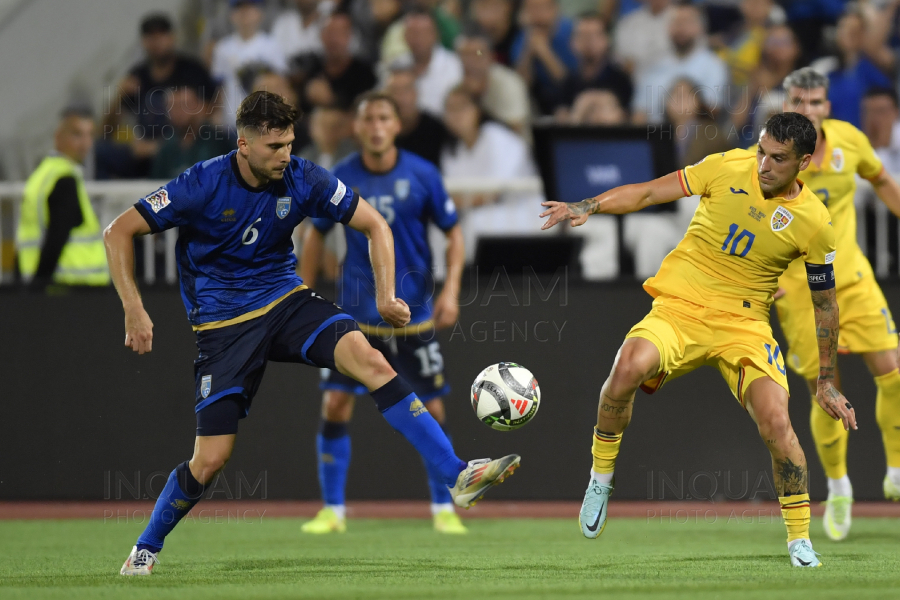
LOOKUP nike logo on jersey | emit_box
[730,187,748,195]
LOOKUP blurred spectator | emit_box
[568,89,628,124]
[613,0,674,77]
[714,0,777,87]
[17,108,109,288]
[251,71,300,107]
[291,13,378,112]
[379,0,463,65]
[456,27,532,135]
[812,6,893,128]
[782,0,847,65]
[555,14,632,119]
[99,13,217,179]
[663,78,734,167]
[440,86,544,261]
[390,9,464,116]
[211,0,287,127]
[859,86,900,266]
[470,0,520,66]
[750,23,801,94]
[384,66,448,166]
[512,0,579,114]
[364,0,407,64]
[297,105,356,169]
[863,87,900,169]
[199,0,282,67]
[632,3,729,124]
[150,87,235,179]
[857,0,900,79]
[271,0,333,58]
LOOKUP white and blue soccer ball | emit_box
[471,362,540,431]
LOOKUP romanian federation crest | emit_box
[831,148,844,172]
[201,375,212,399]
[276,197,291,219]
[395,179,410,201]
[771,205,794,232]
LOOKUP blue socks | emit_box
[136,461,207,553]
[316,420,351,506]
[372,377,466,486]
[423,424,455,504]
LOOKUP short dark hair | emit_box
[864,86,899,108]
[354,91,401,118]
[762,112,817,157]
[235,91,298,134]
[140,13,173,35]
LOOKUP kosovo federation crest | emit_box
[831,148,844,172]
[276,197,291,219]
[394,179,410,201]
[201,375,212,399]
[771,205,794,232]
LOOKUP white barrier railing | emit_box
[0,177,545,285]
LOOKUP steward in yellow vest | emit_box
[17,108,109,286]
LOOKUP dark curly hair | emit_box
[762,112,817,157]
[236,91,298,134]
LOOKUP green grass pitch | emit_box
[1,516,899,599]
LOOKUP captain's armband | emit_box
[806,263,835,291]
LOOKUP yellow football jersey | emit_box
[776,119,883,290]
[643,149,836,321]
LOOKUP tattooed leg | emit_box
[597,338,660,434]
[745,376,809,496]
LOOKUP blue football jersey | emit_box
[136,151,357,326]
[313,150,458,326]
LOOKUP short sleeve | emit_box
[300,159,358,224]
[134,169,206,233]
[803,219,837,265]
[855,127,884,181]
[423,168,458,231]
[311,216,336,233]
[679,152,727,197]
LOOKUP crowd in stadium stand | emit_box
[65,0,900,278]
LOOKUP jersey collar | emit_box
[230,152,272,193]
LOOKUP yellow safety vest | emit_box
[16,155,109,285]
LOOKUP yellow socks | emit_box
[780,494,811,543]
[592,427,622,475]
[875,368,900,469]
[810,394,848,480]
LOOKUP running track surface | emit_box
[2,501,899,520]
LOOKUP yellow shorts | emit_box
[775,272,898,380]
[627,295,789,407]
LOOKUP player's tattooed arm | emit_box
[810,287,857,431]
[540,172,684,230]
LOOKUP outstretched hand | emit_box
[540,201,592,230]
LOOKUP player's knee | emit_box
[359,345,396,380]
[758,410,792,441]
[610,355,653,392]
[190,454,229,485]
[322,391,354,422]
[611,342,658,389]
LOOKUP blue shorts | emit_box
[319,327,450,401]
[194,288,359,435]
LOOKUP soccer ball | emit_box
[471,362,540,431]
